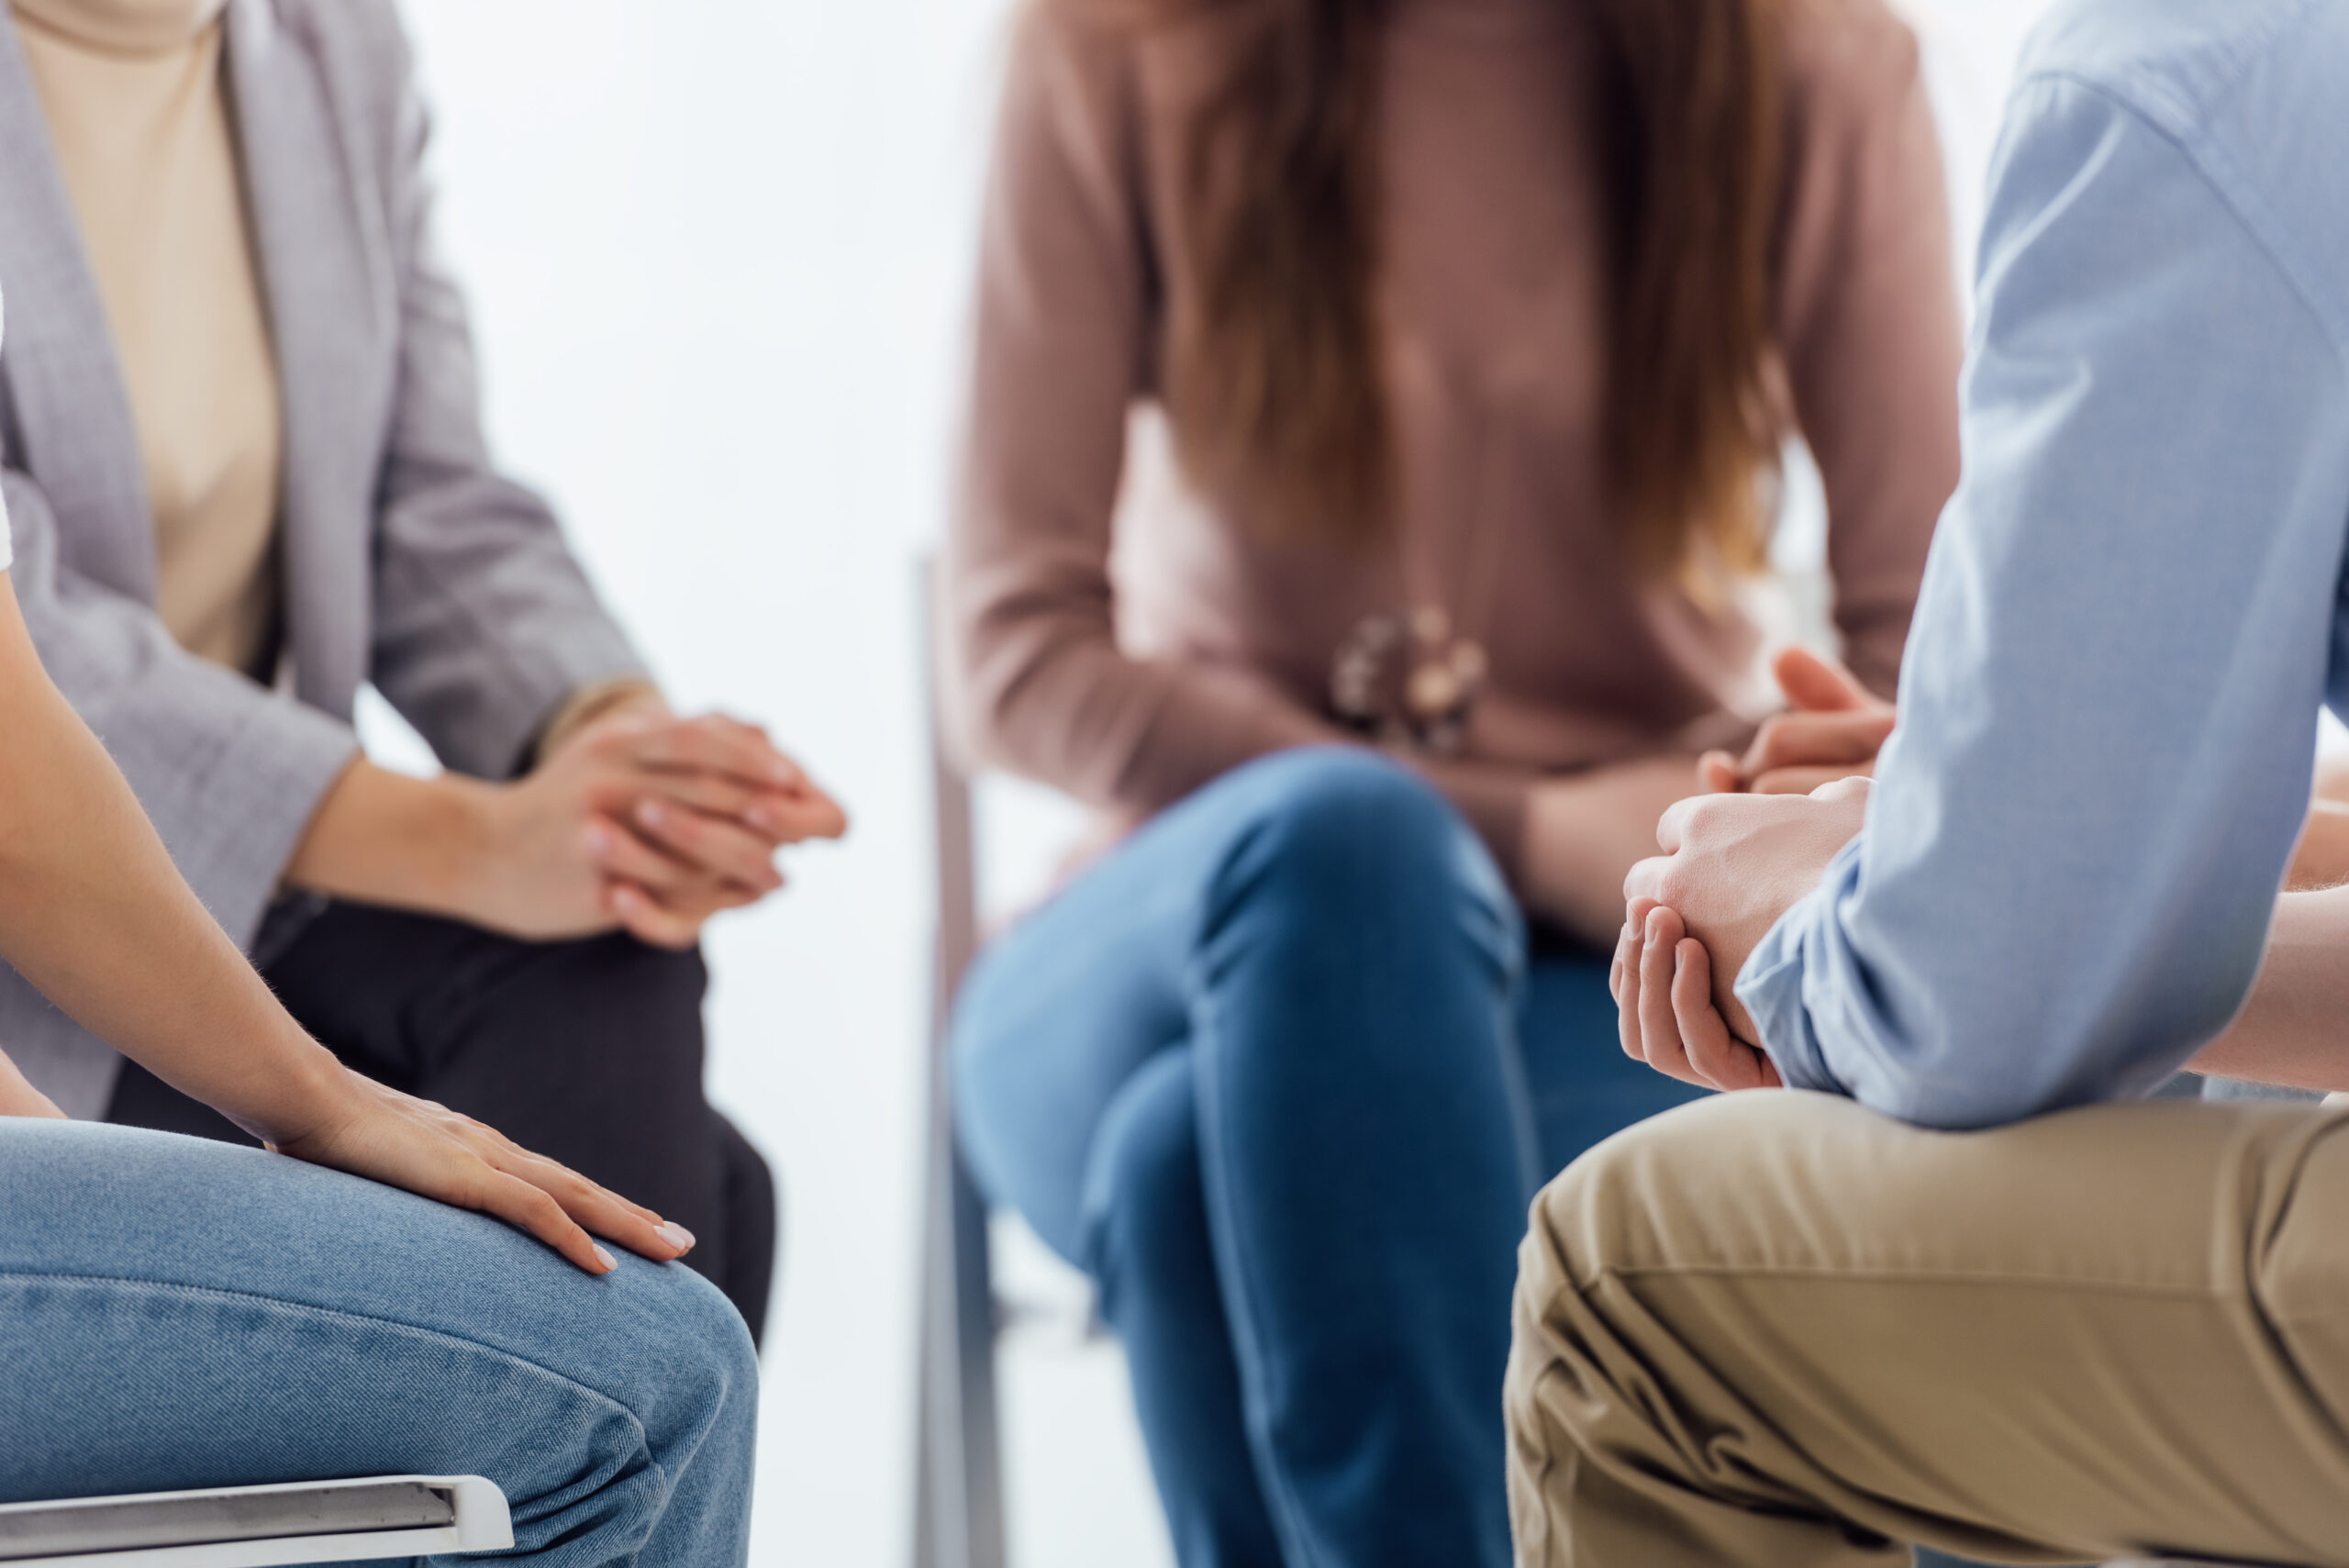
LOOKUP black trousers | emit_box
[106,902,778,1345]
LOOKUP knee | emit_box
[1082,1052,1202,1317]
[1506,1113,1716,1552]
[620,1260,762,1459]
[1212,748,1512,932]
[1520,1095,1761,1297]
[487,1262,757,1562]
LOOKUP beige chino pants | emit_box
[1505,1092,2349,1567]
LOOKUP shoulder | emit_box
[2019,0,2327,99]
[1002,0,1141,137]
[2015,0,2346,147]
[1771,0,1938,212]
[2005,0,2349,342]
[1778,0,1923,87]
[991,0,1162,226]
[257,0,420,132]
[1776,0,1926,131]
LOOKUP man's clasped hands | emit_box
[1618,645,2349,1095]
[1611,646,1884,1094]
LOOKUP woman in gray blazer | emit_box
[0,0,842,1341]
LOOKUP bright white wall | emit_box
[374,4,2068,1564]
[386,3,1020,1564]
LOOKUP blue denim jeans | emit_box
[951,749,1705,1568]
[0,1119,757,1568]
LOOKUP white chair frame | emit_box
[0,1475,511,1568]
[909,563,1008,1568]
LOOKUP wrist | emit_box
[286,762,507,923]
[232,1034,364,1148]
[423,773,506,918]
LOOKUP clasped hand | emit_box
[1609,645,1887,1090]
[1614,772,1871,1094]
[480,706,849,950]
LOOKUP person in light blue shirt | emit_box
[1503,2,2349,1563]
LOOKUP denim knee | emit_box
[1081,1050,1204,1318]
[618,1255,761,1424]
[562,1259,760,1566]
[1208,748,1520,951]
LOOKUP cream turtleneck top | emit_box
[13,0,284,678]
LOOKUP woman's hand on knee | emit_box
[1613,900,1782,1094]
[270,1069,699,1275]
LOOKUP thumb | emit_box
[1773,645,1873,714]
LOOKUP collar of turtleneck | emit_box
[10,0,228,55]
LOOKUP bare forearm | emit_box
[2288,801,2349,891]
[0,609,345,1137]
[2191,885,2349,1092]
[284,760,496,919]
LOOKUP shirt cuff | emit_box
[1735,836,1867,1097]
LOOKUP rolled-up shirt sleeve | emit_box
[1737,74,2349,1129]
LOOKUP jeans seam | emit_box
[0,1269,660,1450]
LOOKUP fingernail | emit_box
[584,822,611,855]
[593,1244,618,1272]
[657,1221,696,1253]
[746,805,778,834]
[768,760,803,786]
[638,800,664,828]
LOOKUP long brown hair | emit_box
[1123,0,1786,577]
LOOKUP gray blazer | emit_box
[0,0,649,1118]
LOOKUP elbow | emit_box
[1865,1074,2073,1133]
[1850,1034,2118,1132]
[932,616,1069,789]
[934,564,1130,795]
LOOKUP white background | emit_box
[380,3,2065,1563]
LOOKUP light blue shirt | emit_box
[1739,0,2349,1129]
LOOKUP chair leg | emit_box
[910,1083,1006,1568]
[914,555,1006,1568]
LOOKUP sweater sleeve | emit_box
[943,9,1353,817]
[1774,2,1965,699]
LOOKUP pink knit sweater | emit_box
[945,0,1964,879]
